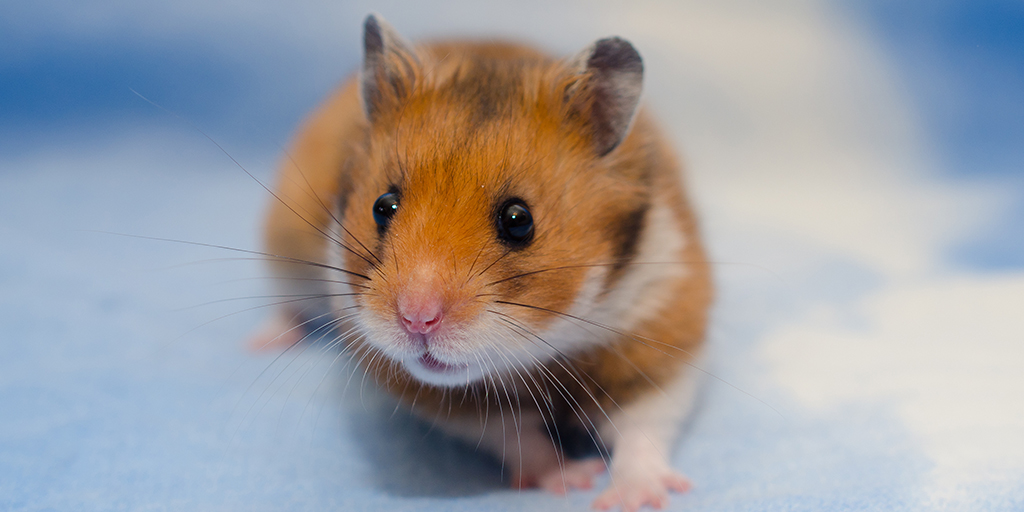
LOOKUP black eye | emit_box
[373,192,400,230]
[497,199,534,246]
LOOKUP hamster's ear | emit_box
[361,14,418,123]
[565,37,644,156]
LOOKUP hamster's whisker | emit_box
[279,146,385,267]
[231,308,355,439]
[227,142,377,274]
[387,235,401,278]
[422,386,449,439]
[490,321,620,480]
[490,334,618,489]
[492,346,562,486]
[494,318,616,440]
[486,260,713,287]
[478,350,512,480]
[495,300,676,357]
[497,301,784,419]
[173,292,361,312]
[208,275,371,290]
[269,323,354,437]
[468,352,492,449]
[494,352,525,487]
[160,292,358,354]
[341,341,379,402]
[462,244,489,288]
[497,302,680,407]
[305,332,365,446]
[245,312,354,409]
[278,322,362,433]
[152,257,374,287]
[474,247,513,282]
[308,335,371,441]
[358,345,389,410]
[488,311,581,363]
[492,312,627,433]
[128,89,378,274]
[470,354,494,449]
[395,378,423,420]
[499,305,668,401]
[487,341,571,484]
[230,306,355,381]
[91,231,372,281]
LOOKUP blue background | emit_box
[2,2,1022,511]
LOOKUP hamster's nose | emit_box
[398,298,443,335]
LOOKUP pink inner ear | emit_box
[568,37,644,157]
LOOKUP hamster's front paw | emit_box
[246,312,304,351]
[592,466,691,512]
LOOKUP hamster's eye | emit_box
[373,192,400,230]
[497,200,534,247]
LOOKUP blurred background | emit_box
[1,1,1022,510]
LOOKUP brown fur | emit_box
[265,39,711,451]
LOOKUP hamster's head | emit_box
[339,15,650,387]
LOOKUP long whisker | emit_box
[230,307,356,438]
[475,247,513,282]
[495,300,672,357]
[278,145,384,268]
[207,274,370,290]
[485,341,570,490]
[158,293,350,353]
[310,336,370,442]
[266,319,356,436]
[480,349,518,483]
[89,231,371,280]
[174,292,361,312]
[279,323,362,434]
[489,327,624,494]
[487,259,774,287]
[491,316,618,449]
[130,88,380,273]
[489,316,640,494]
[494,307,667,400]
[496,300,785,419]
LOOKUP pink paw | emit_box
[537,458,608,495]
[247,314,304,351]
[592,470,691,512]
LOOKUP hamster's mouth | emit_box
[416,352,469,374]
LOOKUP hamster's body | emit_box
[257,16,711,512]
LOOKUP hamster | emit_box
[254,14,712,512]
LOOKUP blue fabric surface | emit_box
[2,2,1023,511]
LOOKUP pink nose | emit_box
[399,300,443,335]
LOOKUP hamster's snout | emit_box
[373,262,483,385]
[395,265,446,336]
[397,292,443,335]
[401,310,442,335]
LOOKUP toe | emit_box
[591,469,691,511]
[247,314,303,351]
[663,473,692,493]
[592,490,619,511]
